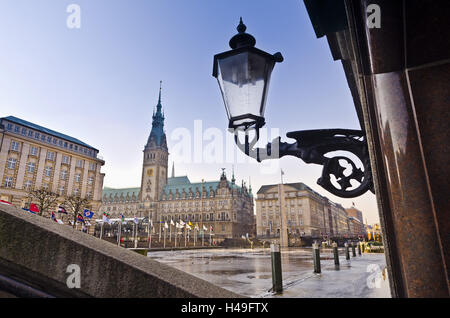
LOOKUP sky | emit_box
[0,0,380,224]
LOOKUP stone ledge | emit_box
[0,205,243,298]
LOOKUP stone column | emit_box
[34,148,47,189]
[51,152,63,193]
[14,143,30,190]
[66,156,77,195]
[0,136,12,186]
[345,0,450,297]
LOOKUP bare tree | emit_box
[63,195,91,229]
[27,188,59,217]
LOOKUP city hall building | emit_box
[0,116,105,211]
[100,87,254,240]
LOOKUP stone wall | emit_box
[0,204,242,298]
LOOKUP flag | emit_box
[58,206,67,214]
[51,211,64,224]
[170,219,174,226]
[22,208,33,214]
[195,223,199,231]
[203,225,207,231]
[186,224,191,230]
[120,214,125,223]
[77,214,85,224]
[210,225,213,232]
[164,222,168,229]
[102,213,111,224]
[0,200,12,205]
[83,209,94,219]
[188,221,193,226]
[29,203,40,213]
[179,220,185,226]
[134,216,139,224]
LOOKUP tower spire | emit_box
[156,80,163,113]
[158,80,162,105]
[146,81,167,149]
[171,162,175,178]
[231,165,236,184]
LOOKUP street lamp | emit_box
[213,18,373,198]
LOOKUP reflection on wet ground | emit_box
[147,248,391,298]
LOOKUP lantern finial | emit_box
[237,17,246,33]
[229,17,256,49]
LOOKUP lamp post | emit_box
[213,18,373,198]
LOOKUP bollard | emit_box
[345,242,350,260]
[332,242,339,266]
[361,242,365,253]
[271,243,283,293]
[313,242,321,273]
[358,242,362,256]
[352,242,356,257]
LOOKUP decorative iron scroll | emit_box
[232,128,374,198]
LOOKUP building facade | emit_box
[256,182,354,238]
[100,86,254,240]
[0,116,105,211]
[348,216,365,238]
[345,205,364,224]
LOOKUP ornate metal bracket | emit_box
[232,128,374,198]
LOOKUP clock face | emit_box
[147,168,153,176]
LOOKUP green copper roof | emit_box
[167,176,191,186]
[162,176,248,199]
[147,82,167,148]
[102,176,252,200]
[103,187,140,198]
[2,116,97,150]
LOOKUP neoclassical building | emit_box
[100,85,254,239]
[255,182,353,238]
[0,116,105,211]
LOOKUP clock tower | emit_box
[140,82,168,204]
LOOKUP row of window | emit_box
[9,140,97,170]
[261,199,304,207]
[162,200,230,208]
[3,176,93,197]
[7,158,95,184]
[6,122,98,158]
[164,189,231,201]
[260,209,303,216]
[262,219,304,227]
[103,197,139,204]
[146,152,167,160]
[158,212,231,222]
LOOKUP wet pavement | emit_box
[147,247,391,298]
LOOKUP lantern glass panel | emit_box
[216,51,275,127]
